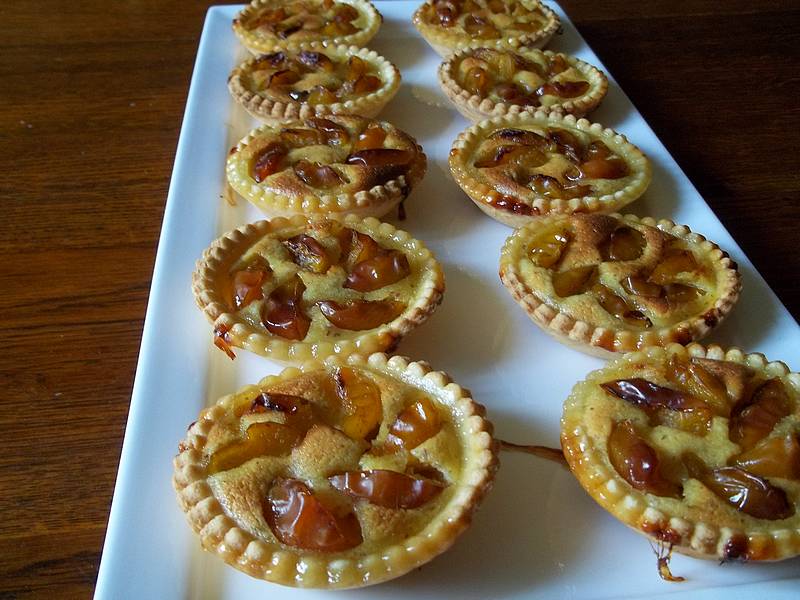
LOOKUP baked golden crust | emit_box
[173,353,499,588]
[439,47,608,121]
[192,215,444,364]
[561,343,800,562]
[499,214,742,357]
[226,114,426,219]
[228,45,400,125]
[413,0,560,57]
[449,111,652,227]
[233,0,381,54]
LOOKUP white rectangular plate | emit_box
[95,2,800,599]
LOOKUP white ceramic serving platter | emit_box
[94,2,800,599]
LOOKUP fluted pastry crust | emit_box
[173,353,499,588]
[561,343,800,561]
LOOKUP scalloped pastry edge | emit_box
[561,343,800,561]
[498,213,742,357]
[172,352,499,588]
[192,214,445,364]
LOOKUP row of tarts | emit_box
[172,0,800,590]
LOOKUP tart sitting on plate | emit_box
[192,215,444,363]
[228,45,400,124]
[173,353,498,588]
[226,115,426,219]
[449,111,652,227]
[413,0,560,57]
[439,47,608,121]
[499,214,741,356]
[562,343,800,562]
[233,0,381,54]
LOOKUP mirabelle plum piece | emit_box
[529,229,570,268]
[353,124,387,151]
[265,478,363,551]
[537,80,590,98]
[551,265,597,297]
[732,433,800,480]
[333,3,359,23]
[329,470,445,508]
[252,142,288,182]
[464,15,500,38]
[262,275,310,340]
[474,145,547,170]
[338,227,381,270]
[268,69,301,88]
[333,367,383,440]
[344,250,411,292]
[232,264,271,309]
[665,355,730,417]
[622,276,663,298]
[280,127,325,147]
[345,148,414,168]
[386,397,442,450]
[293,159,344,189]
[528,174,591,199]
[352,75,382,94]
[307,85,337,104]
[318,299,406,330]
[207,422,301,474]
[547,128,583,160]
[345,55,367,82]
[296,50,335,72]
[730,378,793,450]
[592,284,653,329]
[253,52,287,70]
[579,156,629,179]
[598,226,645,262]
[649,249,700,284]
[608,420,682,498]
[548,54,569,75]
[464,66,491,95]
[305,117,350,145]
[488,128,549,148]
[665,283,705,305]
[283,234,331,273]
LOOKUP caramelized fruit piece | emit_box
[334,366,382,440]
[649,249,699,284]
[350,75,382,94]
[232,265,270,309]
[733,433,800,480]
[252,142,288,182]
[329,470,445,509]
[346,148,413,168]
[214,325,236,360]
[293,159,344,189]
[547,128,583,161]
[306,117,350,145]
[665,283,705,304]
[262,275,311,340]
[253,52,287,69]
[593,284,653,329]
[296,50,334,72]
[307,85,337,104]
[598,226,645,262]
[552,265,596,297]
[548,54,569,75]
[345,56,367,82]
[268,69,301,88]
[489,195,537,216]
[338,227,381,270]
[318,299,406,330]
[579,156,629,179]
[464,14,500,38]
[730,378,792,450]
[475,145,547,170]
[344,250,411,292]
[530,230,570,268]
[464,66,491,95]
[665,355,730,417]
[353,124,387,151]
[386,397,442,450]
[280,127,325,147]
[622,276,663,298]
[489,128,548,148]
[283,234,331,273]
[265,478,363,551]
[608,420,682,498]
[207,422,301,474]
[537,80,590,98]
[334,3,359,23]
[528,174,591,199]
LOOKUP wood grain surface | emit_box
[0,1,797,598]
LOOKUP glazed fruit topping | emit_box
[387,397,442,450]
[307,117,351,145]
[262,274,311,340]
[207,421,303,474]
[344,249,411,292]
[353,124,387,151]
[213,325,236,360]
[529,229,570,268]
[346,148,413,169]
[334,367,383,440]
[648,247,700,284]
[329,470,445,508]
[232,259,272,309]
[280,126,326,147]
[294,159,344,189]
[265,478,363,551]
[338,227,382,270]
[665,356,731,418]
[247,0,361,40]
[318,298,406,330]
[528,174,591,199]
[297,50,335,72]
[537,80,590,98]
[592,284,653,329]
[608,420,682,498]
[552,265,597,297]
[283,234,332,273]
[252,142,288,182]
[732,433,800,480]
[598,226,645,262]
[489,195,538,216]
[730,378,792,450]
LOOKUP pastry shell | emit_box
[449,110,652,227]
[412,0,560,57]
[439,48,608,121]
[561,343,800,562]
[172,352,499,588]
[228,44,401,125]
[233,0,382,55]
[192,214,445,364]
[499,214,742,357]
[226,115,427,219]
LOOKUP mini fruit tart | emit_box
[562,343,800,563]
[439,47,608,121]
[173,353,498,588]
[228,45,400,124]
[499,214,741,357]
[413,0,560,57]
[192,215,444,363]
[226,114,426,219]
[449,111,651,227]
[233,0,381,54]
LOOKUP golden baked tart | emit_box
[173,353,498,588]
[413,0,560,57]
[499,214,741,357]
[228,45,400,124]
[562,343,800,563]
[192,215,444,363]
[226,114,426,219]
[233,0,381,54]
[449,111,652,227]
[439,47,608,121]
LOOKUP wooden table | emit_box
[0,1,797,597]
